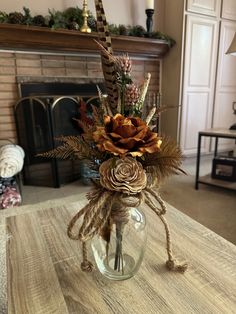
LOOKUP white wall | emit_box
[0,0,65,16]
[0,0,163,29]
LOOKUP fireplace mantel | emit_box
[0,24,170,58]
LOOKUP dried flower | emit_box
[125,83,140,107]
[93,114,162,157]
[117,54,132,76]
[99,157,147,194]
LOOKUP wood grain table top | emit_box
[1,196,236,314]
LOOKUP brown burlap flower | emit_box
[99,157,147,195]
[93,114,162,157]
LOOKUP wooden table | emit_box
[195,128,236,191]
[1,196,236,313]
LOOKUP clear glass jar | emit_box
[91,205,147,280]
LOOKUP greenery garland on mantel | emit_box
[0,7,175,47]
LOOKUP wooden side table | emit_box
[195,128,236,190]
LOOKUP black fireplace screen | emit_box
[15,83,104,187]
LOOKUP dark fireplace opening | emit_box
[15,82,105,188]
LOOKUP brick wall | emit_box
[0,51,160,146]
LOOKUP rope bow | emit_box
[67,187,188,273]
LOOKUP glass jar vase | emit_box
[91,204,147,280]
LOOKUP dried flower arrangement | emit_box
[39,0,187,277]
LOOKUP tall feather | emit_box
[94,0,119,114]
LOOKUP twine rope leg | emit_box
[158,215,187,272]
[68,191,111,241]
[80,202,112,272]
[81,242,94,272]
[79,193,112,241]
[83,199,113,242]
[67,191,113,272]
[144,190,162,215]
[158,215,172,261]
[67,204,89,240]
[145,188,166,214]
[144,191,188,273]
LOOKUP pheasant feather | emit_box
[94,0,119,114]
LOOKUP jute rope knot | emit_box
[81,242,94,272]
[67,187,188,273]
[111,202,129,224]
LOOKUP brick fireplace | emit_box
[0,50,160,146]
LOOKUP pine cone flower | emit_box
[68,21,79,30]
[125,83,140,106]
[99,157,147,195]
[87,15,97,31]
[93,114,162,157]
[8,12,25,24]
[32,15,46,27]
[119,25,129,36]
[117,54,132,76]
